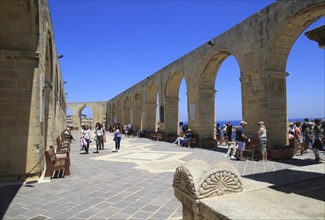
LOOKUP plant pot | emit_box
[269,148,294,159]
[203,139,218,148]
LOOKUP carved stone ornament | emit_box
[173,160,243,199]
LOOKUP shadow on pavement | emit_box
[0,183,23,219]
[243,169,325,202]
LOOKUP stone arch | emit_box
[123,96,131,125]
[144,82,158,133]
[200,51,231,89]
[197,51,237,140]
[263,3,325,146]
[266,4,325,72]
[165,71,187,134]
[79,105,93,127]
[133,92,142,130]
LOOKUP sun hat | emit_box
[257,121,264,125]
[241,121,247,125]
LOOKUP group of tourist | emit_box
[79,123,122,154]
[223,118,324,162]
[288,118,325,162]
[76,118,324,162]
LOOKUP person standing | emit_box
[94,122,103,154]
[303,122,313,152]
[113,126,121,152]
[226,122,233,143]
[257,121,267,161]
[235,121,250,161]
[101,123,106,150]
[81,124,91,154]
[312,119,324,162]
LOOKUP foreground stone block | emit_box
[173,160,243,219]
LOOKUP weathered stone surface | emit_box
[173,160,244,219]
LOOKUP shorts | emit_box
[259,138,267,153]
[237,141,246,152]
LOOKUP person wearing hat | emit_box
[257,121,267,161]
[173,128,192,147]
[181,129,193,147]
[234,121,250,160]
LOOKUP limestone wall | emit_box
[0,0,67,182]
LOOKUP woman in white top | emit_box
[257,121,267,161]
[81,124,91,153]
[94,122,103,154]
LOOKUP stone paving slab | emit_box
[1,131,324,220]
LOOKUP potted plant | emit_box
[269,145,294,159]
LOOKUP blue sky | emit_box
[49,0,324,122]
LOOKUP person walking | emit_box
[113,126,121,152]
[234,121,250,161]
[257,121,267,161]
[94,122,103,154]
[81,124,91,154]
[312,118,324,162]
[303,122,313,152]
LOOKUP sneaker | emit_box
[230,155,236,160]
[99,151,102,154]
[224,154,229,158]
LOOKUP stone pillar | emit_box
[241,70,288,148]
[71,107,81,130]
[143,102,157,134]
[197,88,217,146]
[133,104,142,130]
[173,160,244,220]
[265,71,289,148]
[164,97,179,135]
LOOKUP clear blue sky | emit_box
[49,0,324,122]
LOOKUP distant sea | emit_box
[182,117,324,126]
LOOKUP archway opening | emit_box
[215,55,241,143]
[179,78,188,129]
[287,19,324,123]
[215,55,241,124]
[80,106,93,128]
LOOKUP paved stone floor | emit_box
[1,131,324,220]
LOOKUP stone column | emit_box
[71,106,81,130]
[143,102,157,134]
[265,71,289,147]
[197,88,217,146]
[241,71,288,148]
[164,97,179,135]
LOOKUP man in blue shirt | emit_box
[234,121,250,161]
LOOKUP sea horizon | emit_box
[181,117,324,127]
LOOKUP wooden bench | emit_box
[56,136,71,153]
[188,137,196,148]
[151,133,163,141]
[45,149,70,178]
[244,139,259,160]
[57,142,70,153]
